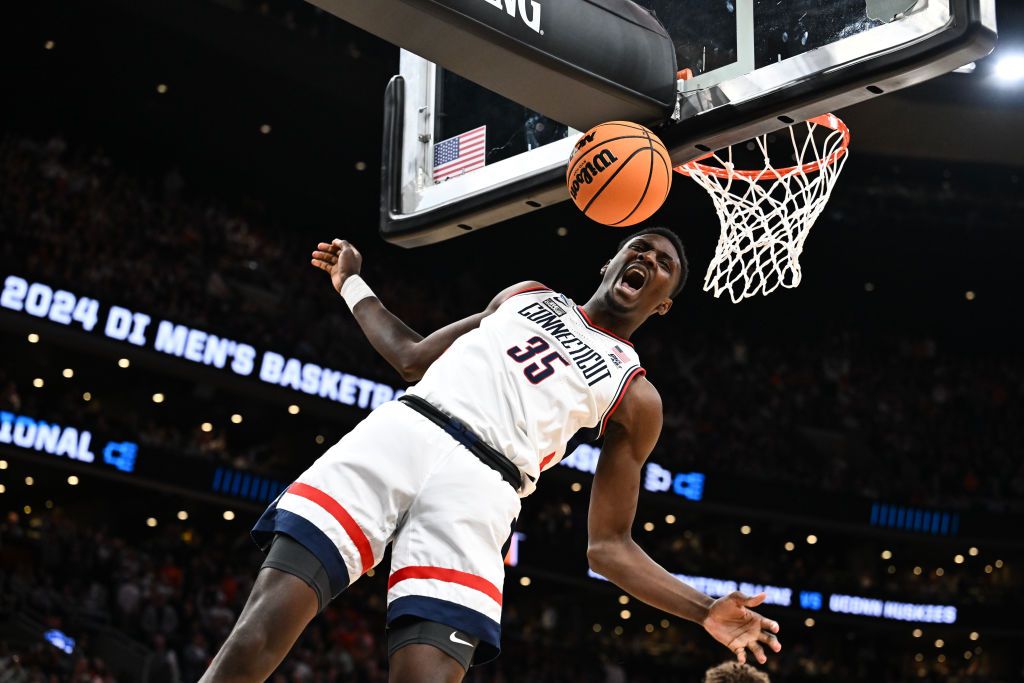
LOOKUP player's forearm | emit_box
[588,539,713,625]
[346,295,426,381]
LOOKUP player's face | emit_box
[601,234,680,317]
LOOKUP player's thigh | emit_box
[386,450,521,666]
[253,401,442,598]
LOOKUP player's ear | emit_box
[600,260,611,276]
[654,297,673,316]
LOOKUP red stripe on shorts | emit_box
[287,482,374,574]
[539,451,557,470]
[388,566,503,606]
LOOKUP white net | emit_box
[679,114,850,303]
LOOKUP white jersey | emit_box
[408,286,645,496]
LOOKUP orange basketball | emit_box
[566,121,672,227]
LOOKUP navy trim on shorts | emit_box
[252,506,350,597]
[387,595,501,665]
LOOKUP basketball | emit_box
[566,121,672,227]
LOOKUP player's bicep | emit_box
[405,280,546,378]
[588,423,646,544]
[588,380,663,544]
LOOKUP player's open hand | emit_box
[311,239,362,294]
[702,591,781,665]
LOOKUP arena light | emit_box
[969,631,980,641]
[44,40,55,50]
[82,392,92,402]
[63,368,74,379]
[67,475,79,486]
[664,514,676,524]
[156,83,168,94]
[25,476,34,486]
[152,393,165,404]
[223,510,236,521]
[806,534,818,545]
[618,595,630,605]
[27,333,39,343]
[32,378,44,388]
[0,484,5,494]
[519,576,531,587]
[146,517,158,528]
[0,460,6,469]
[287,404,301,415]
[881,549,893,560]
[118,358,130,368]
[315,434,325,445]
[177,510,188,521]
[804,618,815,627]
[23,505,32,515]
[660,619,670,629]
[570,482,582,492]
[784,541,795,552]
[968,547,979,557]
[619,610,631,620]
[912,628,923,638]
[740,525,752,535]
[643,522,655,532]
[230,413,243,424]
[994,54,1024,83]
[260,124,272,135]
[201,422,213,433]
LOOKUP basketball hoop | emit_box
[676,114,851,303]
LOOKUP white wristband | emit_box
[340,274,376,311]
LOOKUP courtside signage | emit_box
[1,275,402,411]
[561,443,705,502]
[587,570,957,624]
[0,411,138,473]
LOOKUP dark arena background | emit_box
[2,1,1024,682]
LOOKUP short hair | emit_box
[703,662,771,683]
[616,226,689,297]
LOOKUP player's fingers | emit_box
[747,641,767,665]
[312,251,337,263]
[317,242,340,254]
[758,631,782,652]
[734,647,746,665]
[311,259,331,272]
[744,592,767,608]
[760,615,780,634]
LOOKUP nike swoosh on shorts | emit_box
[449,632,473,647]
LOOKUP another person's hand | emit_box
[311,239,362,293]
[703,592,781,665]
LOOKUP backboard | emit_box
[380,0,996,247]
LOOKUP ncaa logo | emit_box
[481,0,543,34]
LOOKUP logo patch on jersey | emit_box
[541,297,567,317]
[608,344,631,368]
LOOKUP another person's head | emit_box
[703,661,771,683]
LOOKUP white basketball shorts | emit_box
[252,400,522,663]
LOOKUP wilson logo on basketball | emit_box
[481,0,542,34]
[568,150,618,200]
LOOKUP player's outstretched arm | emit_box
[587,378,782,665]
[311,238,541,382]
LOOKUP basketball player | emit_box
[200,229,782,683]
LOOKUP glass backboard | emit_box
[380,0,996,247]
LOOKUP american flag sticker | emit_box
[612,345,631,365]
[433,125,486,182]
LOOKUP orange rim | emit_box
[676,114,851,181]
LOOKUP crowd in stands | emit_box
[3,133,1022,512]
[0,501,1009,683]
